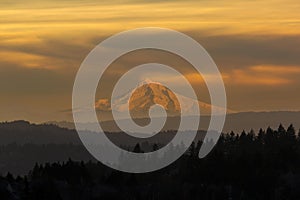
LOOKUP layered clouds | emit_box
[1,0,300,121]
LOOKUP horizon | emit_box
[2,110,300,135]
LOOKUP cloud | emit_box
[2,0,300,37]
[251,65,300,74]
[95,99,111,111]
[1,0,300,121]
[191,34,300,70]
[152,65,300,87]
[225,65,300,86]
[0,64,72,95]
[0,51,59,70]
[1,0,300,74]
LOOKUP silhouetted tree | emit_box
[133,143,143,153]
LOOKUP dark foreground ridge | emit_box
[0,120,206,175]
[1,124,300,199]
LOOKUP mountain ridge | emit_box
[48,111,300,133]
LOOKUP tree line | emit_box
[1,124,300,199]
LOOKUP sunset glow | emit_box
[1,0,300,121]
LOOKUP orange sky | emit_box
[1,0,300,122]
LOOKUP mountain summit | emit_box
[128,82,181,118]
[95,81,231,120]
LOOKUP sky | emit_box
[1,0,300,122]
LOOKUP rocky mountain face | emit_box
[95,81,229,120]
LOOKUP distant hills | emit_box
[50,111,300,133]
[0,120,80,145]
[0,120,205,174]
[0,120,205,146]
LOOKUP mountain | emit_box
[95,80,231,120]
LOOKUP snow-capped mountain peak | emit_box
[95,81,232,119]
